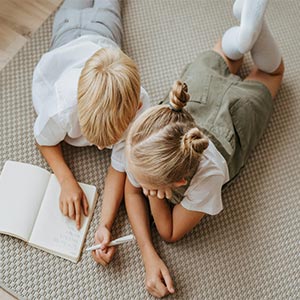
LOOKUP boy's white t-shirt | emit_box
[127,140,230,215]
[32,34,150,172]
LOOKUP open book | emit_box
[0,160,98,262]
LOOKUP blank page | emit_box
[29,175,97,261]
[0,161,50,240]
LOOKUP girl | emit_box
[124,0,284,297]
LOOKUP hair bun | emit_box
[169,81,190,111]
[181,127,209,156]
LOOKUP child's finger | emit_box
[165,188,173,200]
[82,194,89,216]
[149,190,157,197]
[74,200,81,229]
[147,287,162,299]
[68,203,75,219]
[100,247,116,263]
[100,234,111,249]
[106,246,116,258]
[157,190,165,199]
[95,248,114,264]
[62,201,68,216]
[162,269,175,294]
[152,280,169,298]
[142,188,149,196]
[91,250,108,266]
[59,200,63,213]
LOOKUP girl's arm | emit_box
[124,178,175,298]
[149,196,205,242]
[99,166,126,230]
[92,166,126,266]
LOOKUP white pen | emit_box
[85,234,135,251]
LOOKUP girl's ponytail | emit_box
[181,127,209,158]
[169,81,190,111]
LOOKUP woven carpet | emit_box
[1,0,299,299]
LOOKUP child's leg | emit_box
[61,0,93,9]
[238,0,269,53]
[244,4,283,98]
[232,0,244,20]
[52,0,94,34]
[50,0,122,49]
[50,1,94,49]
[221,26,244,60]
[82,0,122,46]
[223,0,282,76]
[213,40,244,75]
[245,59,284,100]
[221,0,246,60]
[250,21,282,73]
[93,0,120,10]
[222,0,269,59]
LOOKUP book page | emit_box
[29,174,97,262]
[0,161,50,240]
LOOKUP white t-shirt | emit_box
[32,34,150,172]
[127,140,229,215]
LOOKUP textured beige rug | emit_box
[1,0,299,299]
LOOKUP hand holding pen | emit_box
[86,234,135,251]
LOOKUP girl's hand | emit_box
[144,252,175,298]
[142,187,173,200]
[91,225,116,266]
[59,177,89,229]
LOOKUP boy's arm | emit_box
[124,178,175,298]
[37,143,89,229]
[148,196,205,243]
[92,166,125,266]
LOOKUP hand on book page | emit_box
[0,161,98,262]
[29,175,98,262]
[59,176,89,230]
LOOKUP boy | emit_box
[32,0,150,267]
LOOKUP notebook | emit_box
[0,160,98,262]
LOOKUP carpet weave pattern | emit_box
[1,1,299,299]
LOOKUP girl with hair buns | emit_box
[124,0,284,297]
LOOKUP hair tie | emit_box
[168,102,182,112]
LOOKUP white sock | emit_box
[238,0,269,53]
[251,21,281,73]
[222,0,269,60]
[222,26,244,60]
[233,0,244,20]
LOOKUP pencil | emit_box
[85,234,135,251]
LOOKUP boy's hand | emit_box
[91,225,116,266]
[59,177,89,229]
[142,187,173,200]
[144,252,175,298]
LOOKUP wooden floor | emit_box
[0,1,62,297]
[0,286,18,300]
[0,0,62,71]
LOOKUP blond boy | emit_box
[32,0,150,265]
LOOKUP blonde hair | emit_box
[127,81,209,186]
[78,48,141,148]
